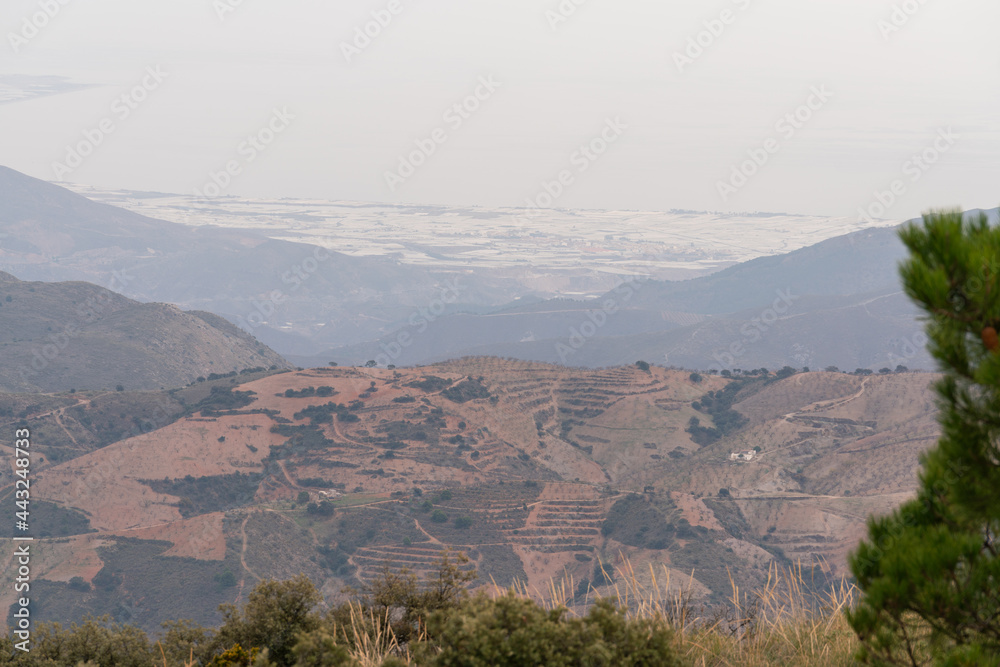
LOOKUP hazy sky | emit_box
[1,0,997,220]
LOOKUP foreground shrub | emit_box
[325,550,476,649]
[413,593,684,667]
[289,632,356,667]
[213,575,322,666]
[0,559,862,666]
[0,616,155,666]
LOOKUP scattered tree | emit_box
[67,576,90,592]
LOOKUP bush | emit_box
[68,575,91,591]
[431,510,448,523]
[414,594,683,666]
[324,551,476,649]
[290,632,356,666]
[213,574,321,666]
[306,501,335,517]
[441,377,492,403]
[406,376,453,392]
[5,616,155,666]
[214,570,238,589]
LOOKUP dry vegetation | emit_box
[239,560,862,667]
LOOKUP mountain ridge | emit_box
[0,272,290,392]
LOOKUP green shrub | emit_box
[324,551,476,649]
[289,631,357,666]
[2,616,155,666]
[67,575,91,591]
[441,378,492,403]
[414,594,683,666]
[213,575,322,666]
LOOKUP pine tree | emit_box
[848,209,1000,665]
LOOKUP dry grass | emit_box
[504,558,861,667]
[672,565,860,666]
[335,602,409,667]
[303,558,862,666]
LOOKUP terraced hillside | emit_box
[0,360,940,630]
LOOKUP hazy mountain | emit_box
[2,166,994,372]
[0,271,290,392]
[0,166,520,355]
[305,210,998,371]
[433,288,929,372]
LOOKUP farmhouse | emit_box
[729,450,756,462]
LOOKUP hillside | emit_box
[0,360,939,631]
[0,272,289,392]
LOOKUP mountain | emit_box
[0,166,520,356]
[3,165,994,371]
[408,287,928,372]
[306,210,999,371]
[0,360,939,631]
[0,271,290,392]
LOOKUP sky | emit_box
[1,0,997,220]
